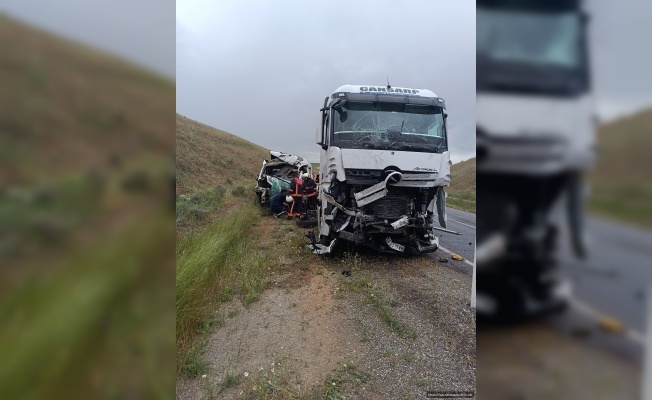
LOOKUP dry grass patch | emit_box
[588,110,652,228]
[176,114,269,194]
[0,14,175,398]
[447,157,475,213]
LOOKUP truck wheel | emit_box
[296,217,318,228]
[255,192,263,205]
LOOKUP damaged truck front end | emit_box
[310,85,458,255]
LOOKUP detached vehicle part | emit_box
[254,151,311,206]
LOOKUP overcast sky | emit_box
[0,0,175,79]
[586,0,652,121]
[176,0,476,163]
[2,1,652,158]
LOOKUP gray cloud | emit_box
[587,0,652,120]
[3,0,652,155]
[176,0,476,163]
[1,1,175,79]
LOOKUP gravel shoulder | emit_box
[336,253,476,399]
[477,323,641,400]
[176,218,476,399]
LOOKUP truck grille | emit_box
[365,195,411,218]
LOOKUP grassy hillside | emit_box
[588,110,652,228]
[447,157,476,213]
[176,114,269,194]
[175,115,275,374]
[0,14,175,399]
[0,14,174,187]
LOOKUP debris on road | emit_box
[439,258,449,263]
[451,254,464,261]
[598,317,624,334]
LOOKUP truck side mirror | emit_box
[316,112,324,145]
[316,111,329,149]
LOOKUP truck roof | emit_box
[332,84,438,98]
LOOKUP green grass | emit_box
[237,355,371,400]
[181,343,211,378]
[344,271,417,340]
[176,203,268,374]
[588,180,652,227]
[175,99,274,379]
[220,372,242,390]
[0,211,175,399]
[0,172,105,258]
[176,186,226,227]
[312,360,372,400]
[587,110,652,228]
[446,196,476,213]
[447,157,475,213]
[0,14,174,187]
[0,12,176,400]
[176,114,269,194]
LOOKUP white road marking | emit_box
[628,329,647,346]
[448,218,476,229]
[438,245,475,267]
[570,297,646,346]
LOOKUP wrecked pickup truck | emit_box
[308,84,460,255]
[255,151,312,206]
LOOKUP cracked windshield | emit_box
[477,9,582,68]
[333,102,447,153]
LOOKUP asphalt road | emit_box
[477,215,649,399]
[557,216,652,333]
[431,207,476,274]
[545,215,652,363]
[436,206,650,348]
[431,207,650,396]
[446,202,650,334]
[433,205,649,363]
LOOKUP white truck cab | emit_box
[309,84,458,255]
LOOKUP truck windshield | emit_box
[332,102,447,153]
[477,8,589,95]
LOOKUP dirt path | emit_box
[176,216,475,399]
[176,271,354,398]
